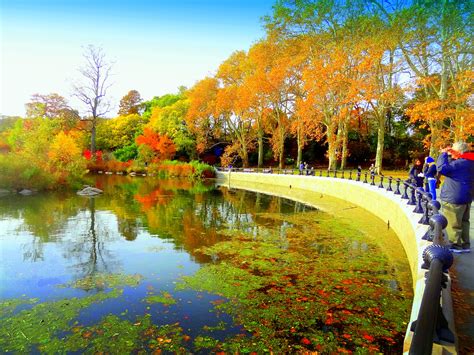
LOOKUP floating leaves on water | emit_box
[202,321,227,332]
[58,273,143,291]
[175,214,412,353]
[0,290,123,352]
[0,297,39,318]
[146,245,167,252]
[143,291,177,306]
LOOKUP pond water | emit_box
[0,175,412,353]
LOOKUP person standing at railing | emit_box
[409,159,424,187]
[437,141,474,254]
[423,156,438,200]
[299,162,304,175]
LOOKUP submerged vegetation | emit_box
[177,212,411,353]
[0,182,412,353]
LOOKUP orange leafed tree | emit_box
[299,38,357,170]
[135,127,176,162]
[215,50,256,167]
[185,77,221,154]
[247,36,295,168]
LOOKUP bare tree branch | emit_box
[72,45,114,153]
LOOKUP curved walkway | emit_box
[452,207,474,353]
[216,170,472,354]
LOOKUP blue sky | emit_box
[1,0,274,117]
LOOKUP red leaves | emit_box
[317,289,329,298]
[363,333,375,342]
[83,149,102,161]
[83,149,92,160]
[296,296,309,302]
[136,128,176,161]
[300,337,311,345]
[211,299,225,306]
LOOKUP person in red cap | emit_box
[437,141,474,253]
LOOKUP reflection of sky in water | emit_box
[0,178,315,341]
[0,176,406,347]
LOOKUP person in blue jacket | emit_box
[423,156,438,199]
[437,141,474,253]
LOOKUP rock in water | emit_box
[19,189,33,195]
[77,186,103,196]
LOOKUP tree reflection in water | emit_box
[0,175,413,353]
[0,175,316,284]
[64,197,119,290]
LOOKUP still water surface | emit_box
[0,175,412,353]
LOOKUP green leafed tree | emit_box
[148,97,196,158]
[96,114,147,151]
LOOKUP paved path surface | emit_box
[450,206,474,354]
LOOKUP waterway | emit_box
[0,175,412,353]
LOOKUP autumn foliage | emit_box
[135,128,176,163]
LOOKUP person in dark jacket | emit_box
[423,156,438,199]
[437,141,474,253]
[409,159,424,187]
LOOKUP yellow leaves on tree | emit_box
[407,69,474,150]
[47,131,86,185]
[185,77,220,154]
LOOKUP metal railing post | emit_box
[409,244,454,354]
[414,188,425,213]
[378,174,384,188]
[387,176,393,192]
[422,210,445,242]
[419,193,433,225]
[402,181,409,199]
[394,178,401,195]
[408,185,417,205]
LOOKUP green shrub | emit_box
[0,154,53,190]
[114,143,138,162]
[189,160,216,179]
[146,160,215,180]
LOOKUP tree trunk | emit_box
[340,120,349,170]
[278,124,285,169]
[296,128,303,168]
[327,125,337,170]
[334,122,343,168]
[279,145,284,169]
[257,130,264,168]
[90,121,97,154]
[375,111,385,175]
[429,120,443,157]
[241,145,249,168]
